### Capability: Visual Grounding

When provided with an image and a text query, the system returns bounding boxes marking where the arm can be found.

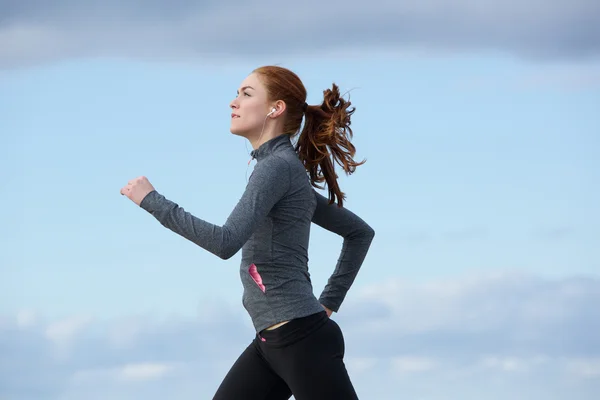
[311,190,375,313]
[139,158,291,260]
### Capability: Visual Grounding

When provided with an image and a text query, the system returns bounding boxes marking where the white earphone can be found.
[267,107,276,116]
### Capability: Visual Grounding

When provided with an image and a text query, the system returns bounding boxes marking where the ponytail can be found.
[295,84,365,207]
[251,66,365,206]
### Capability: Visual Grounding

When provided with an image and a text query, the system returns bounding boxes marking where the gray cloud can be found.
[1,272,600,399]
[338,273,600,357]
[1,0,599,69]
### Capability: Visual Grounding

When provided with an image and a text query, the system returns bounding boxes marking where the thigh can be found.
[213,338,293,400]
[280,319,359,400]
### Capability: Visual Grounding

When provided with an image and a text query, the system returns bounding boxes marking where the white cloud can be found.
[479,355,549,373]
[118,363,175,382]
[345,357,379,375]
[16,309,37,328]
[1,271,599,399]
[106,317,145,349]
[44,315,93,344]
[566,358,600,378]
[0,0,598,69]
[391,356,438,374]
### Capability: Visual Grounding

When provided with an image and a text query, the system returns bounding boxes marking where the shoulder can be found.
[250,155,292,184]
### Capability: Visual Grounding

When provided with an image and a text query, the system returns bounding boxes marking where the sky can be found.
[1,0,599,399]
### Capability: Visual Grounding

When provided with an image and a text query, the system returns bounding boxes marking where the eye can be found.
[243,91,251,97]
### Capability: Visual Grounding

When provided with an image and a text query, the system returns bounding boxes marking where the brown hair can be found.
[253,65,365,207]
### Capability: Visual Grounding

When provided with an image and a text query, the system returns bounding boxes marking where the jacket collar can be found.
[250,134,292,161]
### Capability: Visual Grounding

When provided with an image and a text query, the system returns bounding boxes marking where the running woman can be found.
[120,65,375,399]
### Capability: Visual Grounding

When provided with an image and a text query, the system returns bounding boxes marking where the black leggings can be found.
[213,311,359,399]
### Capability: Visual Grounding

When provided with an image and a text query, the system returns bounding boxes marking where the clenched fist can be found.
[120,176,155,206]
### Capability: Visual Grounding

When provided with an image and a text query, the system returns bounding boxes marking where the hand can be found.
[321,304,333,318]
[120,176,155,206]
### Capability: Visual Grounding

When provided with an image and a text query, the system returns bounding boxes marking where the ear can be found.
[269,100,287,118]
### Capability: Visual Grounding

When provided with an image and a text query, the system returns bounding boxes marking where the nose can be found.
[230,97,239,110]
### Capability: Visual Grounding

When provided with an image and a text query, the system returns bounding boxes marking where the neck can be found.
[250,125,282,150]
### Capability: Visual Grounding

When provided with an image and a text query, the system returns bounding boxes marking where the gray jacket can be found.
[140,133,375,333]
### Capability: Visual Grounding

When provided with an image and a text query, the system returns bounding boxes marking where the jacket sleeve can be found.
[139,158,291,260]
[311,190,375,312]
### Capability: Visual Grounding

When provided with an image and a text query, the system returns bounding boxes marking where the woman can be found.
[120,65,375,399]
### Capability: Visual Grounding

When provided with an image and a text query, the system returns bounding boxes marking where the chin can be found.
[229,126,249,138]
[230,121,257,140]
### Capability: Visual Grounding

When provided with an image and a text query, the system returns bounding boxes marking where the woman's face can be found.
[229,73,272,138]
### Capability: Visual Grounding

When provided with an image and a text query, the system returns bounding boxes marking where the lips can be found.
[231,113,240,119]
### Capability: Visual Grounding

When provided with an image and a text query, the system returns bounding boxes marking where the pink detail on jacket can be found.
[248,263,266,293]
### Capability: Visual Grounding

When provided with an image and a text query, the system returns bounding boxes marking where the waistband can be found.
[257,311,329,348]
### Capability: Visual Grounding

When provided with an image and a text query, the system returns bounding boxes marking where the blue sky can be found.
[1,1,599,399]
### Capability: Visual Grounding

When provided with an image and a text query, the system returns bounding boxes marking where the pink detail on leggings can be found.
[261,337,266,342]
[248,263,266,293]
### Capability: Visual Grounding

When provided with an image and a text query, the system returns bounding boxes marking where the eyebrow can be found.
[237,85,254,93]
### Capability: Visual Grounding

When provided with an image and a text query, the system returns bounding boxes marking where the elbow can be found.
[364,225,375,242]
[357,224,375,245]
[216,241,241,260]
[367,226,375,239]
[347,224,375,243]
[213,228,240,260]
[217,247,237,260]
[360,220,375,239]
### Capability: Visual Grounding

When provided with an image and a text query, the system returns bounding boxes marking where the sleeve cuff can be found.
[139,190,161,211]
